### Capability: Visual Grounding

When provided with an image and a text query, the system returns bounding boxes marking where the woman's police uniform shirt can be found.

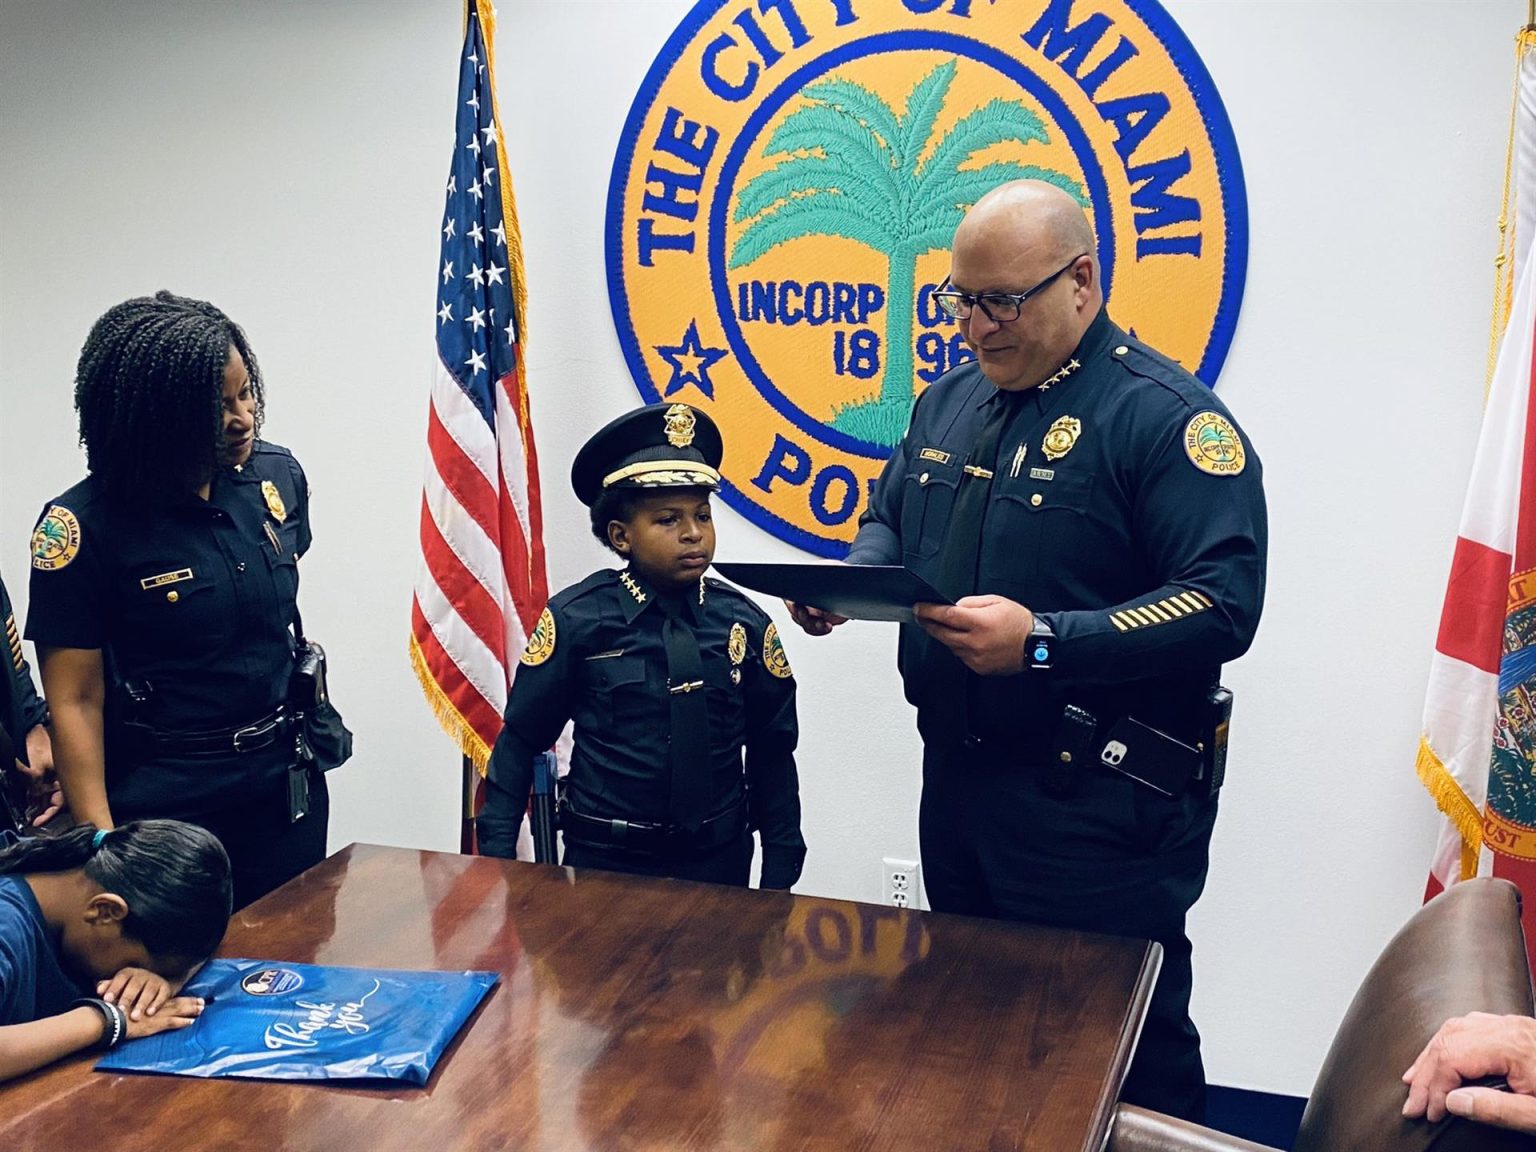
[847,308,1267,758]
[25,442,311,811]
[486,568,805,883]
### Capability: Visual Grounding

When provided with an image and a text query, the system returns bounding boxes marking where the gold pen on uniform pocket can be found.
[1009,443,1027,479]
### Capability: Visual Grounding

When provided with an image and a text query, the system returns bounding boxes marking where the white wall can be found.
[0,0,1515,1097]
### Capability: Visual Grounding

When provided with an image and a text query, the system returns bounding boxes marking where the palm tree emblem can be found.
[729,60,1083,448]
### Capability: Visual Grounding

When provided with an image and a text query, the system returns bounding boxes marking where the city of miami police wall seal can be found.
[608,0,1247,557]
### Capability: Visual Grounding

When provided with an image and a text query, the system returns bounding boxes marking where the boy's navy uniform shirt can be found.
[486,568,805,888]
[847,307,1267,754]
[0,874,85,1026]
[25,442,311,814]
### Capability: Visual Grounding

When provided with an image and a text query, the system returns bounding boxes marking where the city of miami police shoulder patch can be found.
[1182,411,1245,476]
[31,505,82,571]
[520,608,557,666]
[762,621,793,679]
[608,0,1247,557]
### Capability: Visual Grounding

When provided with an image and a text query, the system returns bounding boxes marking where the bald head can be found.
[954,180,1096,272]
[946,180,1101,392]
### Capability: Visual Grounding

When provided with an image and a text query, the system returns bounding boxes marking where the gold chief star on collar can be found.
[619,571,647,604]
[1039,357,1081,392]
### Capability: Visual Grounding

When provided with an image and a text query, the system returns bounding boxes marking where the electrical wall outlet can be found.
[882,857,920,909]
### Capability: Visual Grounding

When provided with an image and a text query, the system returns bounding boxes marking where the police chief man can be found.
[787,180,1267,1122]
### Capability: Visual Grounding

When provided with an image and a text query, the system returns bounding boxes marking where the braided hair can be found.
[74,291,264,500]
[0,820,231,967]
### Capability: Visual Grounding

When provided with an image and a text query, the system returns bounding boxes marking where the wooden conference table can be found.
[2,844,1160,1152]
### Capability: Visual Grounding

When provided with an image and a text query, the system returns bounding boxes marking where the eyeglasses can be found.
[932,254,1088,323]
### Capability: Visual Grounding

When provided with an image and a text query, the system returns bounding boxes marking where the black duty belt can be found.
[123,706,293,757]
[558,797,746,857]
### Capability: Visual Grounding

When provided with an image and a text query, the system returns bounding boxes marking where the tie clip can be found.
[669,679,705,695]
[962,465,993,479]
[1009,444,1027,479]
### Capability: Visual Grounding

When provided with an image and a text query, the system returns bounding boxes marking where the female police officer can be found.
[25,291,326,909]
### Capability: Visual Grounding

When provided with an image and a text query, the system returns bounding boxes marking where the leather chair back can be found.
[1294,877,1536,1152]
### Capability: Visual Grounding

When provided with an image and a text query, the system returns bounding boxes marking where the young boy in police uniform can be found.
[477,402,805,888]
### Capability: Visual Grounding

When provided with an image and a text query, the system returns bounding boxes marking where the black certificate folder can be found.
[712,562,952,623]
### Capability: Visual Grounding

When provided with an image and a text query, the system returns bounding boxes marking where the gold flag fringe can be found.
[1415,734,1485,882]
[410,633,492,774]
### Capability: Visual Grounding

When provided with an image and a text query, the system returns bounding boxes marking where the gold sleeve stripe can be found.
[1109,590,1213,632]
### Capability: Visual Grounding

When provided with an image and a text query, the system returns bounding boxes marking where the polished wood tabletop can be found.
[1,843,1159,1152]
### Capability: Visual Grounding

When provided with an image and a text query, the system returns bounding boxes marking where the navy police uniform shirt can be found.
[25,443,311,810]
[847,308,1267,757]
[1,571,48,757]
[0,874,85,1026]
[486,568,805,886]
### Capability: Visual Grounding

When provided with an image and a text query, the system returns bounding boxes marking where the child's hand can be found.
[123,996,205,1041]
[97,967,176,1021]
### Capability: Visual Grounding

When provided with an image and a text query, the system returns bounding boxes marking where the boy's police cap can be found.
[571,402,723,507]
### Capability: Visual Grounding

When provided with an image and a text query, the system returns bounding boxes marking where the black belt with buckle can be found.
[126,707,293,757]
[558,797,746,856]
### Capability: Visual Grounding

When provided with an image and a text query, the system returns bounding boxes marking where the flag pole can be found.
[461,755,477,853]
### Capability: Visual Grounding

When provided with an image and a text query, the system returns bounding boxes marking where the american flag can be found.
[411,0,547,829]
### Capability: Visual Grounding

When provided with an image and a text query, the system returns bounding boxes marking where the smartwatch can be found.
[1026,618,1055,671]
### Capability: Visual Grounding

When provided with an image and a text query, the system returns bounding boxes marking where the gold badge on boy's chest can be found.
[261,480,287,523]
[1042,416,1081,462]
[728,621,747,683]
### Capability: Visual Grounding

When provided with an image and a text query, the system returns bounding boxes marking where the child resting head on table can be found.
[0,819,231,1081]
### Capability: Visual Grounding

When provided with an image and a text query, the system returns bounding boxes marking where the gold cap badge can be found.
[1042,416,1081,462]
[261,480,288,523]
[664,404,697,448]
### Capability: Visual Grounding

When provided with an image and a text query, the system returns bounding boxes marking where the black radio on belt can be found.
[290,640,329,711]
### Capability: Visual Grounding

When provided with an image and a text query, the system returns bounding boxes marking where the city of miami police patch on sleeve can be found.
[1183,411,1246,476]
[762,621,793,679]
[30,505,81,571]
[606,0,1248,558]
[520,607,557,666]
[95,958,497,1083]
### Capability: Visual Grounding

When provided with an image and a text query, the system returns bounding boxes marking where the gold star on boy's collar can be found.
[1039,358,1081,392]
[619,571,647,604]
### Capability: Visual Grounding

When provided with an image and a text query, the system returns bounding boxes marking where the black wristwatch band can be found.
[71,997,127,1050]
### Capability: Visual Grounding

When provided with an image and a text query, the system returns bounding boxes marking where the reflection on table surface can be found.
[0,843,1158,1152]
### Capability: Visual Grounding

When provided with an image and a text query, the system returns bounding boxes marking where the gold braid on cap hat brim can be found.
[602,460,722,490]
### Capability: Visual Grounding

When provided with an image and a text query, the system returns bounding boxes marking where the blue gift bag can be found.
[96,958,498,1083]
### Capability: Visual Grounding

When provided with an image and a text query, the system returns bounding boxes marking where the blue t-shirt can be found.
[0,874,85,1026]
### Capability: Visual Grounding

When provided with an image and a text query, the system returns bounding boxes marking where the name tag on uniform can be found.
[917,448,952,464]
[584,649,626,661]
[140,568,194,590]
[1029,468,1055,481]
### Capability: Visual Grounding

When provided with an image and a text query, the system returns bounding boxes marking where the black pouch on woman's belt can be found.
[290,609,353,773]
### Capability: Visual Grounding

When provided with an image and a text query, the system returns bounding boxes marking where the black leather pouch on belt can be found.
[1046,705,1099,797]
